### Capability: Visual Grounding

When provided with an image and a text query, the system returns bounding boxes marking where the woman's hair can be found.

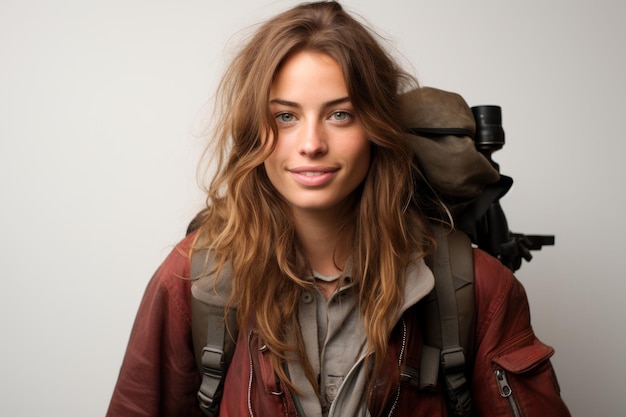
[193,0,436,396]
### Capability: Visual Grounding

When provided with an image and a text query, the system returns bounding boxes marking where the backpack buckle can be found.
[441,347,466,372]
[201,346,225,378]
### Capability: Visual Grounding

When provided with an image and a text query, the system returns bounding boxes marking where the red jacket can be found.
[107,233,570,416]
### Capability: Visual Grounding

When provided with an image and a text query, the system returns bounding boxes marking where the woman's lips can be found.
[289,166,338,187]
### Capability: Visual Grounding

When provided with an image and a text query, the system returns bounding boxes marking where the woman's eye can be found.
[276,113,295,123]
[331,111,351,122]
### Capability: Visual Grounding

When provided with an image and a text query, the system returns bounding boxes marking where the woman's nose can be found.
[298,121,328,157]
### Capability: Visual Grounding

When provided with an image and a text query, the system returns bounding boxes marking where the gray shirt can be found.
[287,258,435,417]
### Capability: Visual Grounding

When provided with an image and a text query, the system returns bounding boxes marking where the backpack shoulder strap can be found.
[190,249,238,417]
[421,225,475,417]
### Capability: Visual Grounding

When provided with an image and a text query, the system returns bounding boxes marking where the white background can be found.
[1,0,624,415]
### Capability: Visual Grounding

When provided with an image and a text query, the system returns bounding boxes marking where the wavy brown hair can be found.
[193,0,436,398]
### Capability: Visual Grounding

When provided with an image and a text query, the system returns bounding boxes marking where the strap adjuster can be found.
[201,346,225,378]
[441,347,466,372]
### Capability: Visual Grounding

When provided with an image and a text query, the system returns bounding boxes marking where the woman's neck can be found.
[292,208,352,277]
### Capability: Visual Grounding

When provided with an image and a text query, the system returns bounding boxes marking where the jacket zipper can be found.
[386,318,407,417]
[247,331,255,417]
[494,369,522,417]
[247,331,292,417]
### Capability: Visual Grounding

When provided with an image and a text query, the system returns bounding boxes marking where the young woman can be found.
[107,2,570,416]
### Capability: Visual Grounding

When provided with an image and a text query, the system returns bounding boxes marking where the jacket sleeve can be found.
[106,235,203,417]
[470,249,571,417]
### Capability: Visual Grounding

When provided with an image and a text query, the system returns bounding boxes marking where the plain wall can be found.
[1,0,624,415]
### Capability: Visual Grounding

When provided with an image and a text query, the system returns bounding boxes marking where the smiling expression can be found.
[264,51,371,217]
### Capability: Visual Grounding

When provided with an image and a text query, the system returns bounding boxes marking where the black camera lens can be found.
[472,105,505,151]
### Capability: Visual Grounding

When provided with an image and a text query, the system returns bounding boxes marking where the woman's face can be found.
[264,51,371,217]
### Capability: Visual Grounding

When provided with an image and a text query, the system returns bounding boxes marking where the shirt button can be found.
[301,291,313,304]
[325,384,338,401]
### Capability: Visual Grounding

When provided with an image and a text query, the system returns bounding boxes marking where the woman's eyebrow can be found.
[269,96,352,109]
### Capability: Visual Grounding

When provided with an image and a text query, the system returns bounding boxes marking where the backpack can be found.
[188,87,553,417]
